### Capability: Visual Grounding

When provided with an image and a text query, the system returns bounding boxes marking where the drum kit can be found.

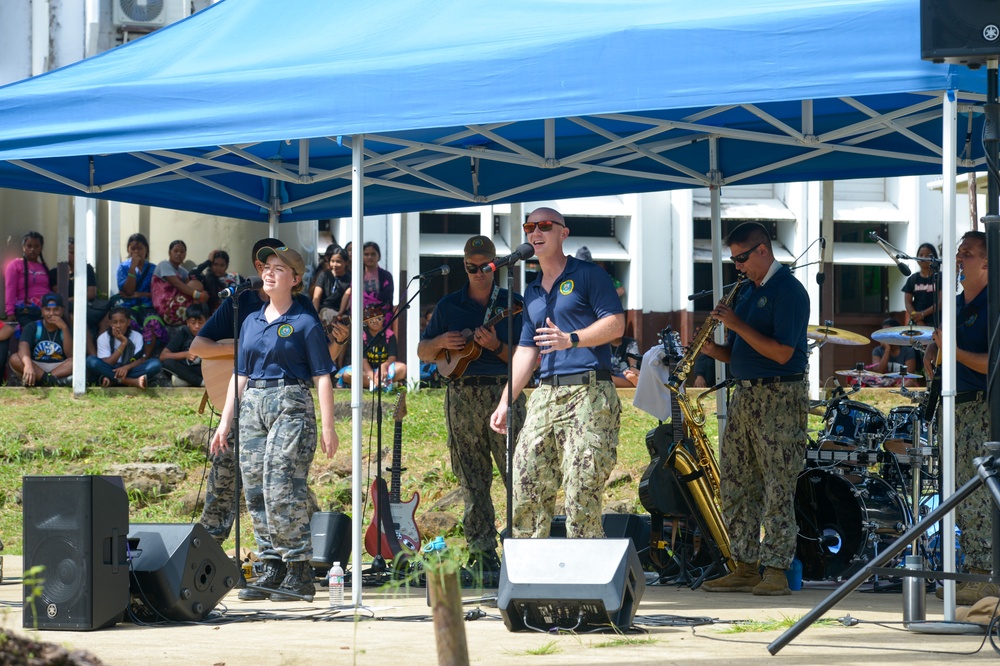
[796,321,939,582]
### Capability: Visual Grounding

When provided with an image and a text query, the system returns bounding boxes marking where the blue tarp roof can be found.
[0,0,987,221]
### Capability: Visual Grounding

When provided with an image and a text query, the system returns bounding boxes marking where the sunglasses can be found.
[730,243,763,264]
[465,263,490,274]
[522,220,564,234]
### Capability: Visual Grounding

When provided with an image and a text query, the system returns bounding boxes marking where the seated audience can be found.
[870,317,919,387]
[86,306,162,388]
[609,334,640,387]
[160,303,210,387]
[152,239,208,327]
[5,231,51,330]
[9,293,73,387]
[313,246,350,314]
[336,304,406,390]
[115,233,169,352]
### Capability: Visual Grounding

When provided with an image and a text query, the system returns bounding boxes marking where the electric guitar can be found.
[434,304,523,379]
[364,392,421,558]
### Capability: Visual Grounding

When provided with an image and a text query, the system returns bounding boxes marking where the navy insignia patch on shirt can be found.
[756,296,768,308]
[277,323,294,338]
[964,313,977,327]
[559,280,575,295]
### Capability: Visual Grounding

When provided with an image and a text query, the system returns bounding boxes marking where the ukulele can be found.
[364,392,421,558]
[434,304,523,379]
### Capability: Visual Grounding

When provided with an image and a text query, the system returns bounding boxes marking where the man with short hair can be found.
[10,292,73,386]
[490,207,625,539]
[419,235,525,578]
[700,221,809,596]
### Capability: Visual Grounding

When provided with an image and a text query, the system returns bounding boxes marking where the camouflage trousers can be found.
[239,385,317,562]
[198,429,239,546]
[511,378,620,539]
[722,381,808,569]
[955,398,992,571]
[445,380,526,552]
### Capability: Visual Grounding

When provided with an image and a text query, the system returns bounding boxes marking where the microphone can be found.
[483,243,535,274]
[869,231,911,277]
[218,276,263,299]
[416,265,450,280]
[816,237,826,285]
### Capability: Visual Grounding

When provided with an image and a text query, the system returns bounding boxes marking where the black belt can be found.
[539,370,612,387]
[250,378,307,389]
[736,374,804,388]
[448,376,504,387]
[956,390,986,405]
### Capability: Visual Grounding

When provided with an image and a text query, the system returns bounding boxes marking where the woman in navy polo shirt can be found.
[210,246,338,603]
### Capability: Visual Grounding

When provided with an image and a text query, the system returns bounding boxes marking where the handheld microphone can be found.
[218,276,263,299]
[483,243,535,274]
[416,265,450,280]
[868,231,911,277]
[816,237,826,285]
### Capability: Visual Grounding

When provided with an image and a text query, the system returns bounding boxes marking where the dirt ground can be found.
[1,555,998,665]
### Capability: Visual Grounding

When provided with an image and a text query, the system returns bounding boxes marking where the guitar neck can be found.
[390,420,403,503]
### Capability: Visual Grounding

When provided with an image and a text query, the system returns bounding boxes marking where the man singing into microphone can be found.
[490,208,624,539]
[418,235,525,580]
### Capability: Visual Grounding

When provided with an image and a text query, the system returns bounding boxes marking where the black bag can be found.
[14,304,42,330]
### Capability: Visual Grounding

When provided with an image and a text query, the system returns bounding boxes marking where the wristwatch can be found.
[569,332,580,349]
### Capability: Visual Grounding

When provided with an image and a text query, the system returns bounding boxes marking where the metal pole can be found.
[351,135,365,607]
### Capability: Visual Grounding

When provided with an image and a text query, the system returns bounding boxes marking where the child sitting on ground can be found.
[9,292,74,387]
[160,303,209,387]
[85,306,163,388]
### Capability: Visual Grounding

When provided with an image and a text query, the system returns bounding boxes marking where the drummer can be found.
[869,317,919,387]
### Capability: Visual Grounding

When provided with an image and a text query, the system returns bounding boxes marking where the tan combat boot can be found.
[955,568,999,606]
[752,566,791,596]
[934,580,968,600]
[702,561,760,593]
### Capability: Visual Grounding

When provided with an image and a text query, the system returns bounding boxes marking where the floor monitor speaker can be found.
[127,523,239,622]
[921,0,1000,66]
[497,538,645,632]
[22,475,129,630]
[309,511,352,573]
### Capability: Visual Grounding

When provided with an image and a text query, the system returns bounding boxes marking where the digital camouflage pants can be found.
[239,385,317,562]
[199,432,239,546]
[721,381,808,570]
[955,397,992,571]
[511,378,620,539]
[445,381,526,552]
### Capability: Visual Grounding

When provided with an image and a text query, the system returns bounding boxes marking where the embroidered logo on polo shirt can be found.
[277,324,294,338]
[559,280,574,295]
[964,313,977,327]
[757,296,768,308]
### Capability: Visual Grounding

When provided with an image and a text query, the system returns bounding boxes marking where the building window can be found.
[420,212,480,235]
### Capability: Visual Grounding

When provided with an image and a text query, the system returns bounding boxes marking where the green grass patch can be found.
[589,635,659,648]
[720,615,839,633]
[516,640,561,656]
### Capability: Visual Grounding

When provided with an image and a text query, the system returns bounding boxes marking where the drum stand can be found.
[771,441,1000,654]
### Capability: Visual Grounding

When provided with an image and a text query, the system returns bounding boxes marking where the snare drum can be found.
[883,406,928,456]
[818,400,886,452]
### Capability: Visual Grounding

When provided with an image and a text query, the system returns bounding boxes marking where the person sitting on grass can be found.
[335,303,406,391]
[86,306,162,388]
[9,292,73,387]
[160,303,209,387]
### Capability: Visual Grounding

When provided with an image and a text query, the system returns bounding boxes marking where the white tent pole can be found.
[71,198,93,395]
[941,89,958,619]
[350,135,365,607]
[709,137,728,443]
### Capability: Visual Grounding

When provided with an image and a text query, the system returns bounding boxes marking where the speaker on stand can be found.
[920,0,1000,67]
[22,475,130,630]
[497,538,645,632]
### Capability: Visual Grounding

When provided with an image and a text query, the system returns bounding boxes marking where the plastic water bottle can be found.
[785,557,803,591]
[422,537,446,606]
[328,561,345,607]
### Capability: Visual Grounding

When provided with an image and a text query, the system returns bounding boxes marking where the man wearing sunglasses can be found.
[699,221,809,597]
[418,235,526,580]
[490,207,624,540]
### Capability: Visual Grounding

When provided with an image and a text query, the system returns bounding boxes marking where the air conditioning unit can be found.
[113,0,188,30]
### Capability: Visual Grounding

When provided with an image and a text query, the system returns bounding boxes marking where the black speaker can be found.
[309,511,352,573]
[921,0,1000,66]
[22,475,130,630]
[127,523,239,622]
[548,513,651,563]
[497,538,645,632]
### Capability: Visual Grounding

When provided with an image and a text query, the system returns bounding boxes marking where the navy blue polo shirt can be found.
[956,288,988,392]
[198,290,316,342]
[519,256,623,378]
[423,285,523,376]
[728,264,809,379]
[237,299,335,381]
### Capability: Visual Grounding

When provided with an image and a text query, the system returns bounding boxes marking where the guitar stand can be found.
[770,442,1000,654]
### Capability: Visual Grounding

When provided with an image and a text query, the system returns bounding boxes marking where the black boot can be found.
[270,561,316,602]
[238,559,286,601]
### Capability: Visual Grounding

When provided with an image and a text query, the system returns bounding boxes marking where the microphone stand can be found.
[361,278,429,577]
[503,261,524,541]
[228,293,244,583]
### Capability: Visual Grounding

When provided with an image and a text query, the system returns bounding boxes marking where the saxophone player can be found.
[700,222,810,596]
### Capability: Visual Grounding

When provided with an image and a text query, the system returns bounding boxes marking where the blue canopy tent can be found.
[0,0,987,613]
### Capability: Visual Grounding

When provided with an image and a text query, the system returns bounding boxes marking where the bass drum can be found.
[794,469,911,581]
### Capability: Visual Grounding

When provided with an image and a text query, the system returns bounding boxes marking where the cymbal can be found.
[871,325,934,345]
[807,325,869,346]
[836,368,883,380]
[883,372,922,380]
